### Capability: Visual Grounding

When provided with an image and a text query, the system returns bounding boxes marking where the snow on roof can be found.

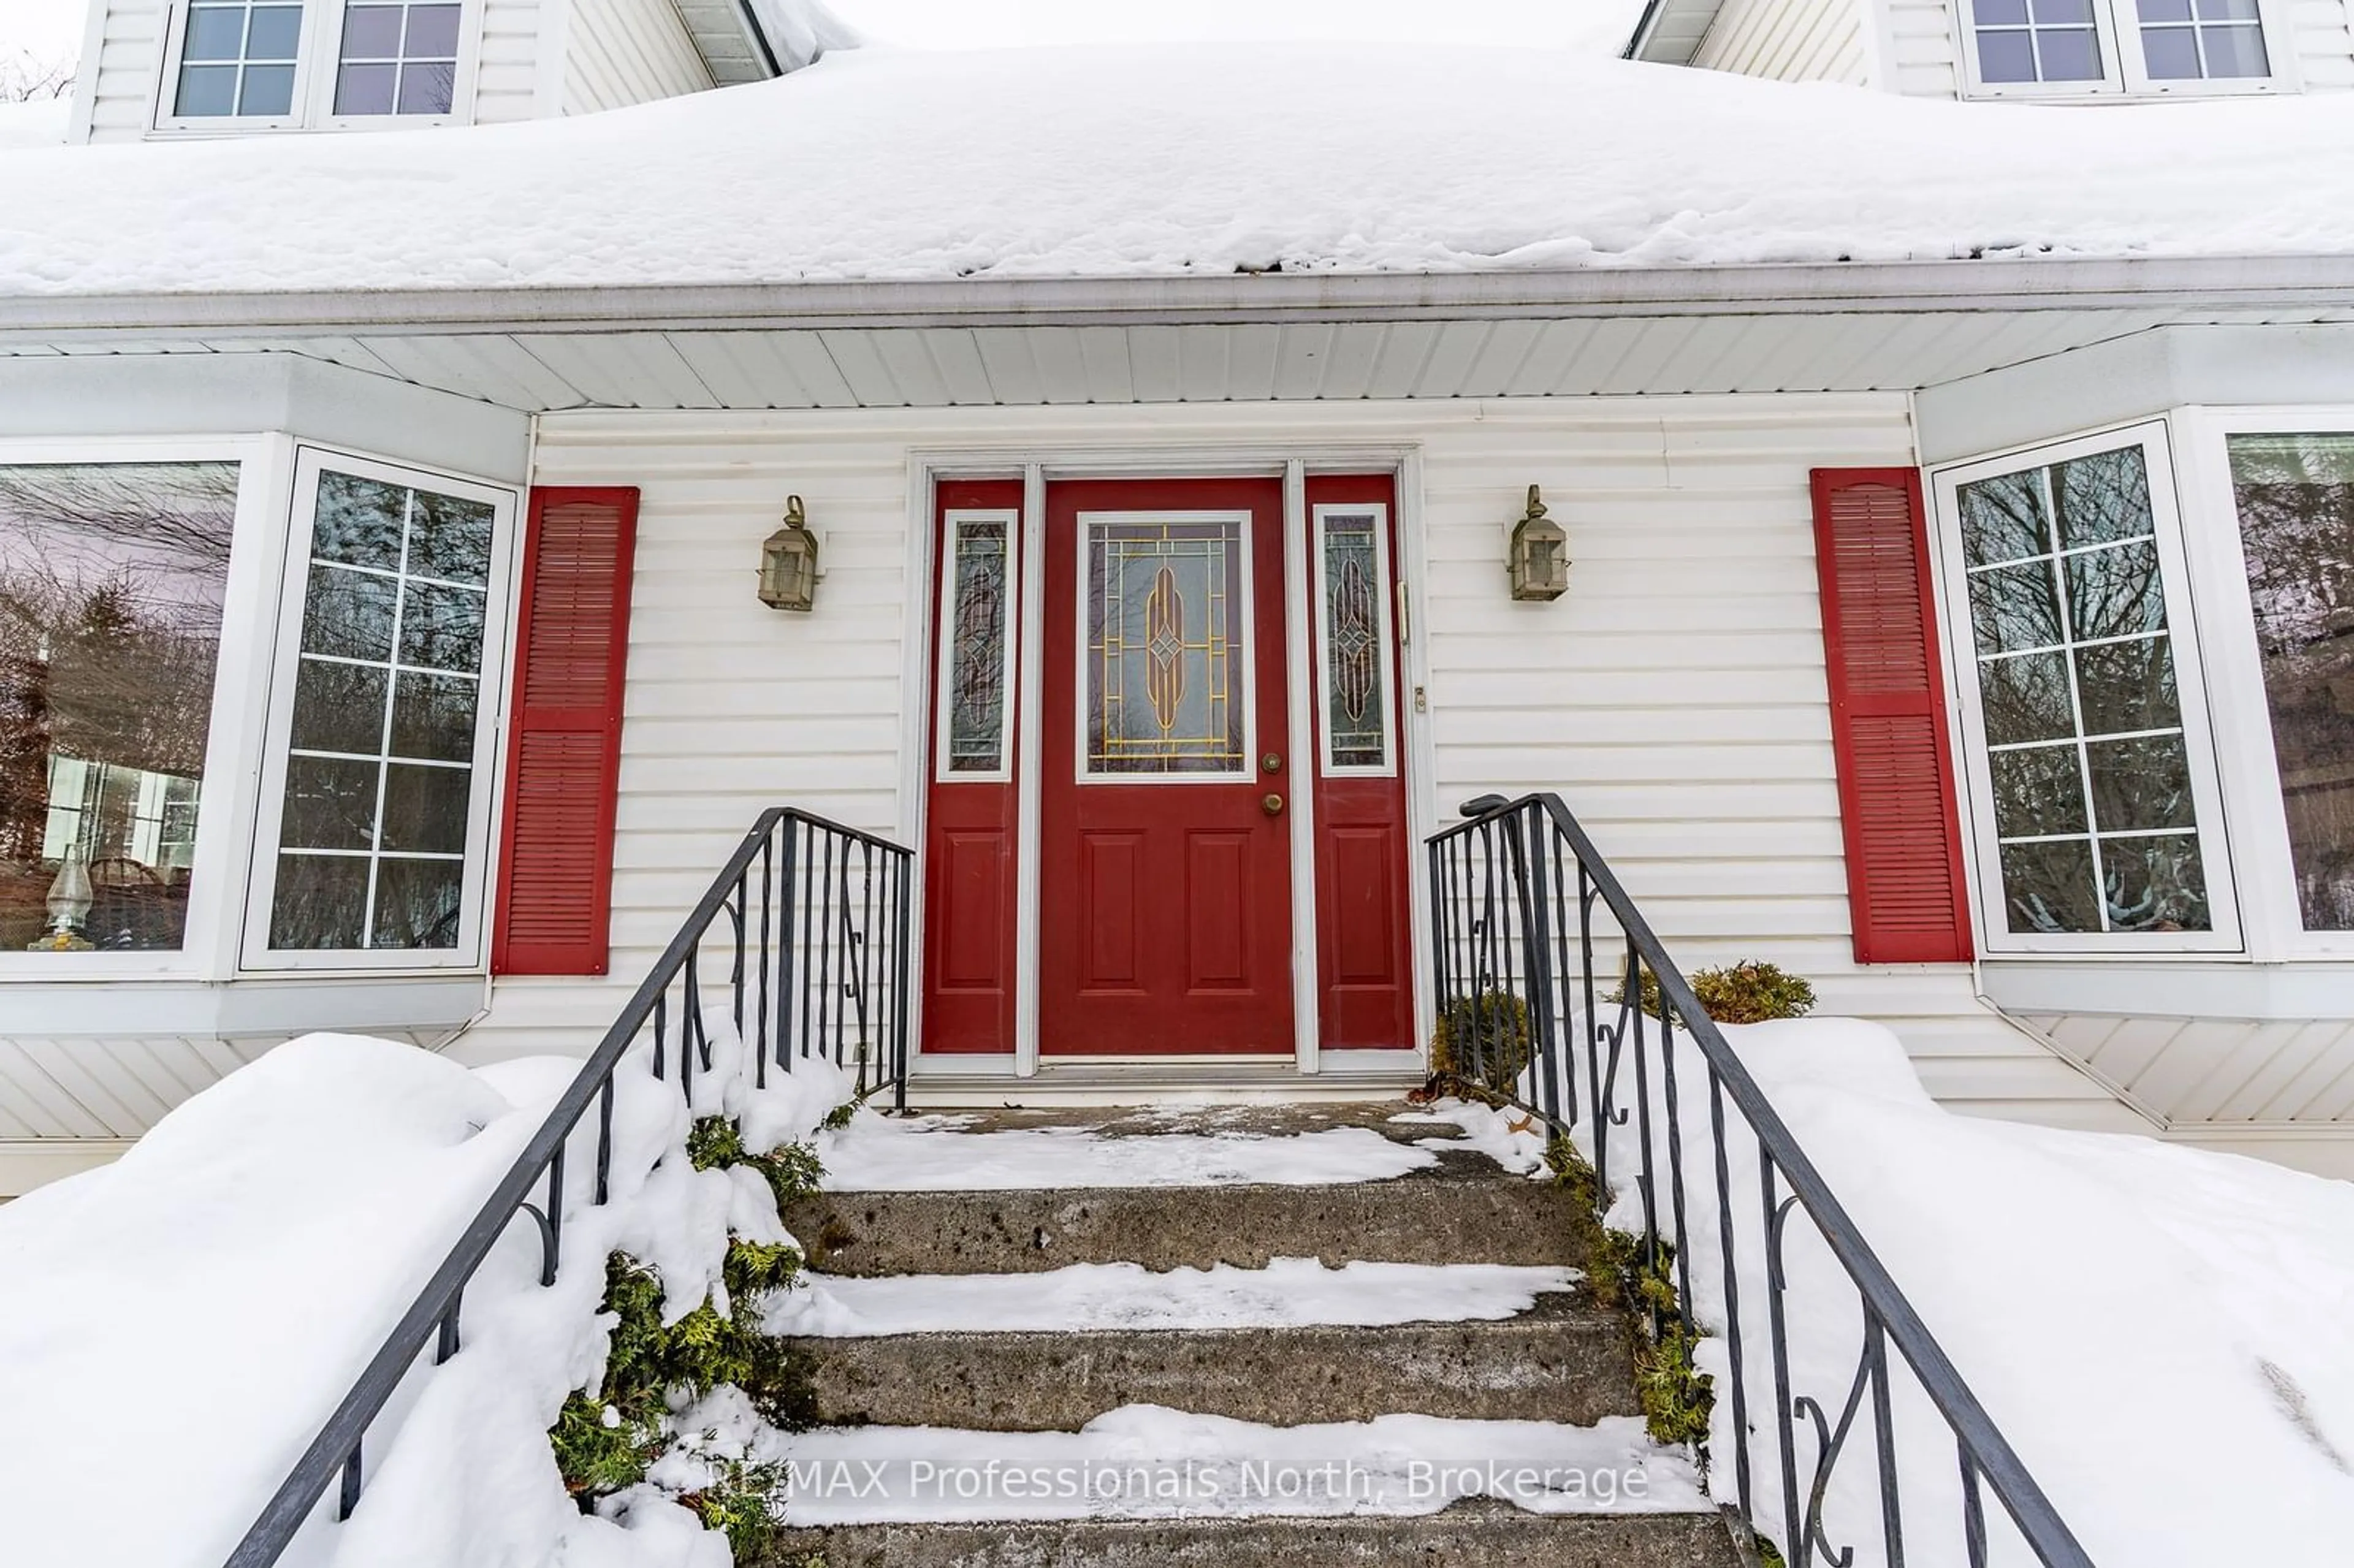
[0,44,2348,301]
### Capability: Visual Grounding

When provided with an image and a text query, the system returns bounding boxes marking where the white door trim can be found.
[905,447,1431,1078]
[1284,460,1323,1073]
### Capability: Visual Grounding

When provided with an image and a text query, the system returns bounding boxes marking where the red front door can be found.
[1038,479,1295,1055]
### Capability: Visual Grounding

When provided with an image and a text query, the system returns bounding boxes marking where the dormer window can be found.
[157,0,473,131]
[1961,0,2289,93]
[173,0,303,118]
[2134,0,2270,80]
[332,4,460,117]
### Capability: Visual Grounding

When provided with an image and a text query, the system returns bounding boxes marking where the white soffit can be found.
[2,310,2299,412]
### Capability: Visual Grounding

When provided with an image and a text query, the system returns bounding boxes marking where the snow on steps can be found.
[731,1103,1740,1567]
[785,1106,1582,1276]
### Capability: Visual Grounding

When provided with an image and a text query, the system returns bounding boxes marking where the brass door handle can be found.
[1262,793,1286,816]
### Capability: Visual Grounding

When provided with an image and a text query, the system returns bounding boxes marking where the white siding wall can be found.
[562,0,714,115]
[1880,0,1966,95]
[474,0,557,124]
[75,0,170,143]
[2288,0,2354,88]
[1693,0,1870,84]
[467,395,2142,1134]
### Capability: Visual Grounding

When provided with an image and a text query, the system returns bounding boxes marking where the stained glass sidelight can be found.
[1956,443,2209,935]
[1084,517,1247,776]
[2228,433,2354,931]
[271,469,495,951]
[1319,509,1390,771]
[944,518,1011,774]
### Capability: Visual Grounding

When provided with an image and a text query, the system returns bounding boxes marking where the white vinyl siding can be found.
[468,0,548,123]
[1693,0,1871,83]
[464,395,2141,1133]
[560,0,712,115]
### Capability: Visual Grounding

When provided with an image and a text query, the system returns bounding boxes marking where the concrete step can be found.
[783,1296,1637,1430]
[753,1504,1743,1567]
[783,1166,1586,1277]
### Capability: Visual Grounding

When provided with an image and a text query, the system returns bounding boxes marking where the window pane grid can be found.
[2136,0,2269,78]
[175,0,301,118]
[1977,628,2166,661]
[273,470,493,953]
[307,555,489,596]
[1959,446,2211,936]
[334,2,461,117]
[1973,0,2107,84]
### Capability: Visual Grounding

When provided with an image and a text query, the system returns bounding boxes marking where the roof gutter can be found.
[4,255,2353,342]
[1621,0,1667,59]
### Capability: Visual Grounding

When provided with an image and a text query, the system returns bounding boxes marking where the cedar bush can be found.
[1430,989,1533,1096]
[550,1113,829,1558]
[1618,960,1817,1026]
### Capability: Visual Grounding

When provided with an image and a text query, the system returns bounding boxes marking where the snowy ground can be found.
[0,1029,850,1568]
[1,45,2352,297]
[1579,1016,2354,1568]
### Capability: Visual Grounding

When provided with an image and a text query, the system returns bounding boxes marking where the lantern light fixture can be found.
[1507,484,1571,602]
[758,495,821,612]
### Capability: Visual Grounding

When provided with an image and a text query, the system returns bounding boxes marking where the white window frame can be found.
[1309,501,1400,779]
[150,0,480,135]
[240,445,519,973]
[1952,0,2296,100]
[1928,420,2243,955]
[933,508,1022,783]
[0,433,286,983]
[2175,405,2354,960]
[313,0,481,131]
[153,0,327,132]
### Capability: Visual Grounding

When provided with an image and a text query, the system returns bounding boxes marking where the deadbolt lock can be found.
[1263,752,1282,773]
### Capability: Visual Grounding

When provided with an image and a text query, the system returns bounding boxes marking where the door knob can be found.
[1262,793,1286,816]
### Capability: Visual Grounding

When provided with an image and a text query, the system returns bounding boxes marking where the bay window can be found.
[1934,425,2238,951]
[2224,432,2354,934]
[0,462,237,955]
[245,451,514,969]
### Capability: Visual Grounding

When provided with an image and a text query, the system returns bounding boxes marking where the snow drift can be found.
[0,1030,851,1568]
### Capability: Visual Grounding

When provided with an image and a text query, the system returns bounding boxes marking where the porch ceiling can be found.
[0,306,2340,412]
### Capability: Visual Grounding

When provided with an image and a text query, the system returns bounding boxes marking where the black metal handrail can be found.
[226,807,914,1568]
[1430,793,2093,1568]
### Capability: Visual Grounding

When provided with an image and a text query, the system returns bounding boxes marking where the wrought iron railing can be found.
[226,807,913,1568]
[1430,793,2093,1568]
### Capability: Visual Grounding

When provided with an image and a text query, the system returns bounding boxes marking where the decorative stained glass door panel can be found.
[1040,481,1295,1055]
[1083,517,1250,777]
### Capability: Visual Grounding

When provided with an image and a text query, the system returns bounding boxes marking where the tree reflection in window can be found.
[0,463,237,952]
[1957,444,2209,934]
[2229,433,2354,931]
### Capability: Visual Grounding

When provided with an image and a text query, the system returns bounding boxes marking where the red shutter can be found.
[1810,469,1974,964]
[492,487,639,976]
